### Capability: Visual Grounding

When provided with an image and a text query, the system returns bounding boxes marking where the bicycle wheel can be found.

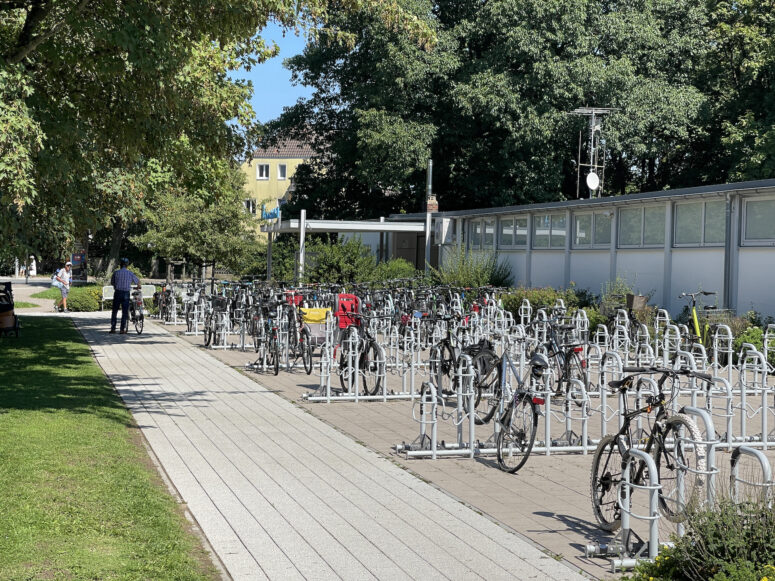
[361,340,384,396]
[653,414,706,522]
[561,351,588,406]
[430,342,456,396]
[186,307,193,333]
[203,314,213,347]
[338,349,352,392]
[496,395,538,473]
[135,313,144,334]
[269,336,280,375]
[590,434,627,532]
[301,329,313,375]
[465,350,500,424]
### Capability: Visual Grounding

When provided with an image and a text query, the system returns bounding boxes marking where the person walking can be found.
[54,261,72,312]
[110,258,140,334]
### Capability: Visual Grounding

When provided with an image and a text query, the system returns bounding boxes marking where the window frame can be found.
[673,199,726,248]
[532,213,566,249]
[243,199,256,215]
[498,216,515,248]
[469,220,483,250]
[573,211,613,249]
[617,205,665,248]
[278,163,287,180]
[256,163,270,180]
[741,196,775,246]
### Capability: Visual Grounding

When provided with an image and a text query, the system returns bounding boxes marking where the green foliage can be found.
[629,500,775,581]
[373,258,419,281]
[304,238,378,284]
[501,287,579,314]
[31,285,103,312]
[599,276,636,318]
[431,247,512,288]
[0,317,217,579]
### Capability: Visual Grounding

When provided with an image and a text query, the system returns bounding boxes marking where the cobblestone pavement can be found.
[66,313,585,581]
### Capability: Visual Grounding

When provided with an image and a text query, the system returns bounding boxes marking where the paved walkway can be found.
[71,313,584,581]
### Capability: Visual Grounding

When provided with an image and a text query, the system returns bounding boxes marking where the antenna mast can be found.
[570,107,616,198]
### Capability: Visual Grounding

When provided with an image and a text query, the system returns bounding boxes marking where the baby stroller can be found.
[0,282,20,337]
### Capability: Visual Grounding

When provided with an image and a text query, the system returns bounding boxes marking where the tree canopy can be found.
[0,0,432,262]
[273,0,775,219]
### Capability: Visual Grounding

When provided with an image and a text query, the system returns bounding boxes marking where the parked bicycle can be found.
[129,287,144,334]
[590,366,707,531]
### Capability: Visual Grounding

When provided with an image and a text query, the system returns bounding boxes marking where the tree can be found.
[0,0,433,259]
[274,0,712,216]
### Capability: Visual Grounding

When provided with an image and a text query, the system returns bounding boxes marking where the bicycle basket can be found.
[213,296,228,311]
[626,293,648,310]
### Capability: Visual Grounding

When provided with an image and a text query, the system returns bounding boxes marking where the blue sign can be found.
[261,204,280,220]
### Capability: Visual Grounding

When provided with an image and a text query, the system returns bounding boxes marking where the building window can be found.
[618,206,665,247]
[278,164,287,180]
[256,164,269,180]
[515,217,528,246]
[744,198,775,243]
[470,221,482,249]
[498,216,528,248]
[499,218,514,247]
[674,200,725,246]
[576,212,612,247]
[243,199,256,215]
[533,213,566,249]
[483,219,495,248]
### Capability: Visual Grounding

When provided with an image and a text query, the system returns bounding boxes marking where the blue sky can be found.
[230,22,315,124]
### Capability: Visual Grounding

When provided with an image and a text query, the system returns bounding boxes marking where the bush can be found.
[630,499,775,581]
[501,286,579,316]
[305,238,378,284]
[30,285,102,312]
[431,247,512,287]
[371,258,419,282]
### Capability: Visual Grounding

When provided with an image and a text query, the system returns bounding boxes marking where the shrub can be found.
[431,247,512,287]
[583,305,607,330]
[630,499,775,581]
[501,286,579,317]
[371,258,419,282]
[30,285,102,312]
[305,238,377,284]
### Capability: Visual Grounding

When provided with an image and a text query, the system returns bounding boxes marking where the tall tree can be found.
[275,0,711,215]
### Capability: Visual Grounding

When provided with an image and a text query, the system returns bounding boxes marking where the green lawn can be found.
[13,301,39,308]
[0,317,218,580]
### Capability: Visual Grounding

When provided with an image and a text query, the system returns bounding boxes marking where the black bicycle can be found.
[129,287,144,334]
[590,367,707,531]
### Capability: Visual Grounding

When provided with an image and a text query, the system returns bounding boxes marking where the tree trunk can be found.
[105,222,124,276]
[150,256,159,278]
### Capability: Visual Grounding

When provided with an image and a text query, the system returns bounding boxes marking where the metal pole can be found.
[298,209,306,283]
[424,211,432,274]
[267,232,273,281]
[379,217,385,264]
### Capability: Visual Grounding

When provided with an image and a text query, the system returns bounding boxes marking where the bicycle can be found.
[590,366,707,531]
[336,312,385,395]
[128,286,144,334]
[495,349,551,473]
[679,289,717,346]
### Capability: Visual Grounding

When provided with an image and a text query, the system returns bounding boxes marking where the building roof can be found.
[252,139,314,159]
[388,178,775,221]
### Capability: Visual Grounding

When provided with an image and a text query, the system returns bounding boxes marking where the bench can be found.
[100,285,114,310]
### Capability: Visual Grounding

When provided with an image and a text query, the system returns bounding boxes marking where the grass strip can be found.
[0,317,217,580]
[12,301,39,309]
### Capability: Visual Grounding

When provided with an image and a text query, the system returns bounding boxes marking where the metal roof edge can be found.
[387,179,775,220]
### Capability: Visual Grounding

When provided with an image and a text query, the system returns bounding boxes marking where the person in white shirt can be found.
[54,262,72,313]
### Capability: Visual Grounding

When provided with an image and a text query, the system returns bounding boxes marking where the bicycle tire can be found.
[361,340,383,396]
[465,349,499,424]
[496,395,538,473]
[301,329,313,375]
[135,313,144,335]
[653,414,706,522]
[431,342,456,396]
[204,314,213,347]
[590,434,628,531]
[562,351,588,406]
[186,308,193,333]
[270,336,280,375]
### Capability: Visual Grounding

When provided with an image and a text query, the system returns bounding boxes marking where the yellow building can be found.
[240,140,314,227]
